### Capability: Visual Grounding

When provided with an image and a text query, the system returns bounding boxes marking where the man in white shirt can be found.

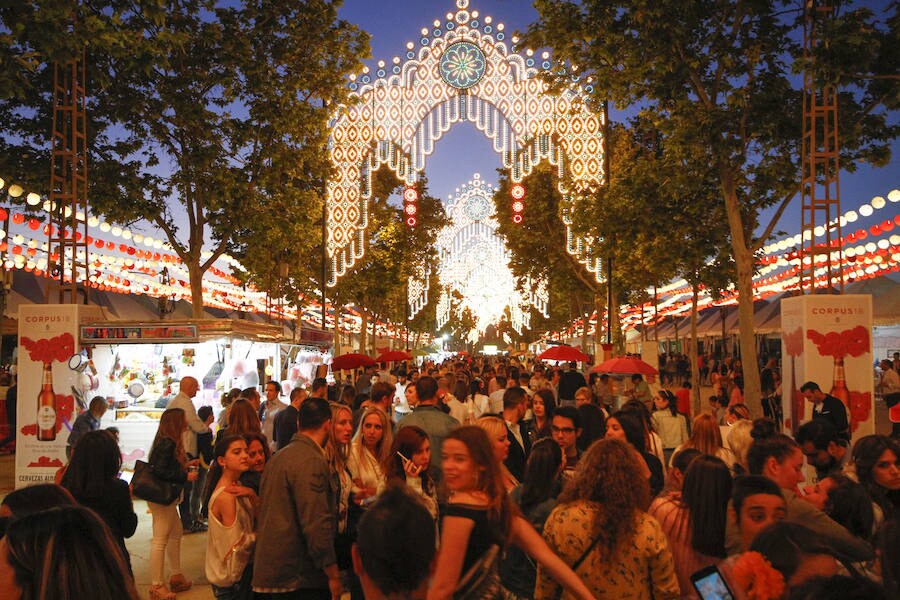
[260,380,288,452]
[488,375,507,415]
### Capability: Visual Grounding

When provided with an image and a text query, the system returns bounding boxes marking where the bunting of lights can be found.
[436,289,451,330]
[0,176,428,343]
[436,173,542,335]
[326,0,606,287]
[408,266,430,318]
[543,188,900,339]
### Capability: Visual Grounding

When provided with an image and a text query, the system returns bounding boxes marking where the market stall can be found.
[79,319,290,467]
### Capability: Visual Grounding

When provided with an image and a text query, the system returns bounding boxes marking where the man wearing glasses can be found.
[551,406,582,477]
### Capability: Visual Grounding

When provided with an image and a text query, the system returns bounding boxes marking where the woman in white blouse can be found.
[348,405,393,503]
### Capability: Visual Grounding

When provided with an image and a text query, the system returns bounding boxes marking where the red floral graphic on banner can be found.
[28,456,64,468]
[850,391,871,433]
[806,326,870,358]
[18,394,76,435]
[21,332,75,364]
[783,327,804,357]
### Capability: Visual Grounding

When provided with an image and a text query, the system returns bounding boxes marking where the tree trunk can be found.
[188,261,205,319]
[333,309,341,357]
[721,170,762,415]
[689,282,701,417]
[359,309,368,353]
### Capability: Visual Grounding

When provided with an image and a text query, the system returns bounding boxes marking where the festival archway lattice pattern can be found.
[326,0,606,286]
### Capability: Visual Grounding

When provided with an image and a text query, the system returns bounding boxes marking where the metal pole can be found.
[321,196,327,331]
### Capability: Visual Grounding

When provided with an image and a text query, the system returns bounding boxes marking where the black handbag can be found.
[454,544,502,600]
[131,459,181,505]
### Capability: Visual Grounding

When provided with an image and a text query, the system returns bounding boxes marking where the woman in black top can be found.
[147,408,198,600]
[428,426,595,600]
[61,430,137,573]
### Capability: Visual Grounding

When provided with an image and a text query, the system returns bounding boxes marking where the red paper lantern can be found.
[27,218,40,230]
[871,224,882,236]
[105,241,114,250]
[95,239,104,248]
[12,213,24,225]
[0,208,7,221]
[883,219,894,232]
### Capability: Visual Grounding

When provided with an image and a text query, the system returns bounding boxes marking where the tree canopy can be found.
[522,0,898,409]
[0,0,369,317]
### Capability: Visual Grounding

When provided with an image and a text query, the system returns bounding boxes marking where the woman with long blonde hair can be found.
[671,413,735,469]
[348,405,392,505]
[477,415,519,492]
[147,408,198,600]
[428,426,595,600]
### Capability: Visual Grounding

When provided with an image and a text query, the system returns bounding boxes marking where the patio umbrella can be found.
[537,345,590,363]
[378,349,413,362]
[331,352,376,371]
[591,356,659,376]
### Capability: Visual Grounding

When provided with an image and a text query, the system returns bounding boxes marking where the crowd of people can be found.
[0,355,899,600]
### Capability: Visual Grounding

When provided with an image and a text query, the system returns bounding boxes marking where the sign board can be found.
[15,304,105,488]
[81,323,199,344]
[780,294,874,441]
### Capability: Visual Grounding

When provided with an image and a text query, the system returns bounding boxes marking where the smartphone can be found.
[396,451,411,463]
[690,565,735,600]
[119,470,134,485]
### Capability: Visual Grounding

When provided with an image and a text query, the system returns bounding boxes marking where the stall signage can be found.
[81,324,199,344]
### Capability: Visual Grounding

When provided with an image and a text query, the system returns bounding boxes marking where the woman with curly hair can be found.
[239,432,270,495]
[428,426,594,600]
[850,434,900,524]
[536,438,679,599]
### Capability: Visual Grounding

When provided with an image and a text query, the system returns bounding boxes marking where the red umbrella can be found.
[591,356,658,376]
[378,349,413,362]
[537,345,590,363]
[331,352,376,371]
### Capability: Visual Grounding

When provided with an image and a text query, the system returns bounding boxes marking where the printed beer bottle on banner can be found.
[830,357,851,412]
[37,363,56,441]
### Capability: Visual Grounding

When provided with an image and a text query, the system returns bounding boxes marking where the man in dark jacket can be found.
[252,397,341,599]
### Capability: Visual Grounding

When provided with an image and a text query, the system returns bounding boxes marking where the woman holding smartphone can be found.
[384,425,438,520]
[428,426,595,600]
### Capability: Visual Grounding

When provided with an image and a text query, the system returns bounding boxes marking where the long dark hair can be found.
[682,455,732,557]
[61,430,122,499]
[852,435,900,520]
[518,438,563,510]
[384,425,434,496]
[609,410,647,454]
[4,505,140,599]
[202,435,247,515]
[152,408,187,467]
[655,389,679,417]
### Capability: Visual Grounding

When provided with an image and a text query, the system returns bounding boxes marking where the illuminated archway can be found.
[326,0,606,286]
[433,173,547,338]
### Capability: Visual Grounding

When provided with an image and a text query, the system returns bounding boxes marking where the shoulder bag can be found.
[454,544,502,600]
[131,459,181,505]
[552,533,603,600]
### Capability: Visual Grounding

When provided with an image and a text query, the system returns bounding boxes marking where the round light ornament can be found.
[439,41,486,89]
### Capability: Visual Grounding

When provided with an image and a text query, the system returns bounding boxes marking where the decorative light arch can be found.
[326,0,606,286]
[434,173,548,338]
